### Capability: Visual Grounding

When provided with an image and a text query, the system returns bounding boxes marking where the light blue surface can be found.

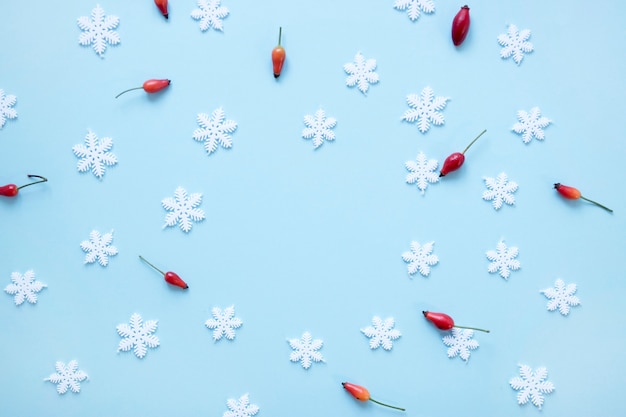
[1,1,625,415]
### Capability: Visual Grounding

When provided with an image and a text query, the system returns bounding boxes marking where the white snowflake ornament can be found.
[498,24,533,65]
[223,394,259,417]
[73,130,118,179]
[512,107,552,144]
[193,107,238,155]
[117,313,160,359]
[442,328,479,362]
[302,108,337,149]
[482,172,518,210]
[77,4,120,58]
[191,0,229,32]
[344,52,379,95]
[205,305,243,341]
[402,87,450,133]
[402,240,439,277]
[509,364,555,409]
[394,0,435,22]
[44,360,88,394]
[80,229,118,267]
[162,187,205,232]
[486,240,520,280]
[405,151,439,194]
[288,331,325,369]
[4,270,46,306]
[0,89,17,129]
[541,278,580,316]
[361,316,401,351]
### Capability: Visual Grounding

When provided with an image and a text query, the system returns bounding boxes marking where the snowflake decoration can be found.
[193,107,238,156]
[162,186,205,232]
[541,278,580,316]
[497,24,533,65]
[486,240,521,280]
[512,107,552,144]
[80,229,118,267]
[77,4,120,58]
[482,172,518,210]
[302,108,337,149]
[361,316,401,351]
[288,331,325,369]
[343,52,379,95]
[393,0,435,22]
[0,89,17,129]
[223,394,259,417]
[405,151,439,194]
[509,364,555,409]
[442,328,479,362]
[402,240,439,277]
[117,313,160,359]
[73,130,118,179]
[4,270,46,306]
[402,86,450,133]
[191,0,229,32]
[205,305,243,341]
[44,360,88,394]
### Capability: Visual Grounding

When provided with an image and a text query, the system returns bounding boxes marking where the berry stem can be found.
[454,324,490,333]
[462,129,487,154]
[115,87,143,99]
[579,196,613,213]
[277,26,282,46]
[17,175,48,190]
[138,255,165,276]
[369,398,406,411]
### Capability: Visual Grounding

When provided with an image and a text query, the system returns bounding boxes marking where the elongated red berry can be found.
[440,129,486,177]
[115,79,171,98]
[554,183,613,213]
[452,5,471,46]
[272,27,286,78]
[0,175,48,197]
[423,311,489,333]
[342,382,405,411]
[154,0,168,19]
[139,255,189,289]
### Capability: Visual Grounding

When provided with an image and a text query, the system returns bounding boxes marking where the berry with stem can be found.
[423,311,489,333]
[115,79,171,99]
[272,27,286,79]
[139,255,188,289]
[554,183,613,213]
[342,382,405,411]
[440,129,487,177]
[0,175,48,197]
[154,0,168,19]
[451,5,471,46]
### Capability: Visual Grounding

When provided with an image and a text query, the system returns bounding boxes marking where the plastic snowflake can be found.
[442,328,479,362]
[512,107,551,144]
[4,270,46,306]
[193,107,238,155]
[497,24,533,65]
[73,130,118,179]
[44,360,88,394]
[405,151,439,195]
[361,316,401,351]
[402,86,450,133]
[486,240,520,280]
[191,0,229,32]
[482,172,518,210]
[541,278,580,316]
[80,229,118,267]
[117,313,160,359]
[162,186,205,232]
[402,240,439,277]
[393,0,435,22]
[509,364,555,409]
[205,305,243,341]
[343,52,379,95]
[223,394,259,417]
[288,332,325,369]
[77,4,120,58]
[302,108,337,149]
[0,89,17,129]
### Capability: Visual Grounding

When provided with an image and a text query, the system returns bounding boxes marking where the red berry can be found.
[0,175,47,197]
[139,256,189,289]
[554,183,612,212]
[154,0,168,19]
[115,79,171,98]
[342,382,405,411]
[440,129,486,177]
[272,27,286,78]
[423,310,490,333]
[452,5,471,46]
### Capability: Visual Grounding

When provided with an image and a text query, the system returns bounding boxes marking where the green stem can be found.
[580,196,613,213]
[278,27,282,46]
[115,87,143,99]
[462,129,487,154]
[454,325,490,333]
[369,398,405,411]
[139,256,165,276]
[17,175,48,190]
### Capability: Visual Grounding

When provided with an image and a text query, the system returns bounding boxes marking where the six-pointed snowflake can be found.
[541,278,580,316]
[77,4,120,58]
[402,87,450,133]
[0,89,17,129]
[44,360,88,394]
[509,364,555,409]
[344,52,379,95]
[498,24,533,65]
[162,186,205,232]
[302,108,337,149]
[80,229,118,267]
[223,394,259,417]
[205,305,243,341]
[288,331,325,369]
[4,270,46,306]
[442,328,479,362]
[361,316,401,351]
[405,151,439,194]
[393,0,435,22]
[191,0,229,32]
[512,107,552,144]
[482,172,518,210]
[117,313,160,359]
[193,107,238,155]
[73,130,118,179]
[486,240,521,280]
[402,240,439,277]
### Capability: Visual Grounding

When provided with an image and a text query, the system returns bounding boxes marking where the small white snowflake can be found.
[162,186,205,232]
[191,0,229,32]
[541,278,580,316]
[77,4,120,58]
[80,229,118,267]
[509,364,555,409]
[512,107,551,144]
[442,328,479,362]
[193,107,238,155]
[73,130,118,179]
[205,305,243,341]
[486,240,520,280]
[44,360,88,394]
[4,270,46,306]
[302,108,337,149]
[343,52,379,95]
[361,316,401,351]
[393,0,435,22]
[288,331,325,369]
[117,313,160,359]
[482,172,518,210]
[0,89,17,129]
[402,240,439,277]
[498,24,533,65]
[223,394,259,417]
[405,151,439,195]
[402,86,450,133]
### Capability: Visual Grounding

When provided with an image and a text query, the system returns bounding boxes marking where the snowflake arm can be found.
[302,108,337,149]
[193,107,238,155]
[541,279,580,315]
[512,107,552,144]
[0,89,17,128]
[4,270,46,305]
[288,332,325,369]
[77,5,120,58]
[73,130,118,179]
[344,52,379,95]
[191,0,229,32]
[361,316,401,350]
[401,240,439,277]
[486,240,520,279]
[405,151,439,194]
[205,305,243,341]
[509,364,555,409]
[44,360,88,394]
[162,187,205,232]
[498,24,533,65]
[117,313,160,359]
[402,87,450,133]
[442,328,479,362]
[223,394,259,417]
[482,172,518,210]
[394,0,435,22]
[80,230,118,267]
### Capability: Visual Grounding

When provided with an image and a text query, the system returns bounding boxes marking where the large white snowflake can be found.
[302,108,337,149]
[44,360,88,394]
[361,316,401,351]
[0,89,17,129]
[482,172,518,210]
[162,186,205,232]
[402,86,450,133]
[541,278,580,316]
[498,24,533,65]
[205,305,243,341]
[402,240,439,277]
[117,313,160,359]
[442,328,479,362]
[405,151,439,195]
[77,4,120,58]
[343,52,379,95]
[80,229,118,267]
[73,130,118,179]
[191,0,229,32]
[288,331,325,369]
[193,107,238,155]
[4,270,46,306]
[223,394,259,417]
[486,240,520,280]
[393,0,435,22]
[509,364,555,409]
[512,107,551,144]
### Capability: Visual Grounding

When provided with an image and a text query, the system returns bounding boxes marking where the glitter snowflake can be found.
[205,305,243,341]
[486,240,520,280]
[497,24,533,65]
[44,360,88,394]
[405,151,439,195]
[509,364,555,409]
[482,172,518,210]
[288,332,325,369]
[117,313,160,359]
[192,107,238,156]
[0,89,17,129]
[541,278,580,316]
[402,86,450,133]
[402,240,439,277]
[77,4,120,58]
[442,328,479,362]
[73,130,118,179]
[223,394,259,417]
[80,229,118,267]
[162,186,205,232]
[393,0,435,22]
[191,0,229,32]
[343,52,379,95]
[512,107,552,144]
[361,316,401,351]
[4,270,46,306]
[302,108,337,149]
